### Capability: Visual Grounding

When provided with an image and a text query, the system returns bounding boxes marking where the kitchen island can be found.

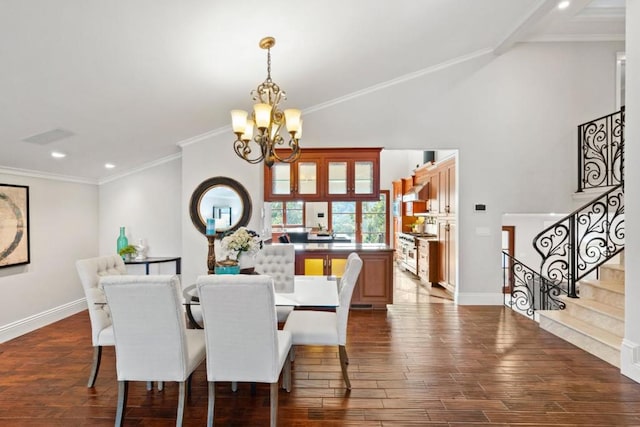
[292,243,394,309]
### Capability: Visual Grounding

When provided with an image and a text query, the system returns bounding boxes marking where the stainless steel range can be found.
[398,232,438,276]
[398,233,418,275]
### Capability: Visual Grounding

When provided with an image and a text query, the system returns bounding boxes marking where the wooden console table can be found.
[125,256,181,275]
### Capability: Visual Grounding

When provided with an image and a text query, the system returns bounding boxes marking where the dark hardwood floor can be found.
[2,303,640,426]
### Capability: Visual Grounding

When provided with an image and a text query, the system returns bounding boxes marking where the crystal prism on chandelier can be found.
[230,36,302,168]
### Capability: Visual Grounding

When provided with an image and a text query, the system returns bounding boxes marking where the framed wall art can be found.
[0,184,30,268]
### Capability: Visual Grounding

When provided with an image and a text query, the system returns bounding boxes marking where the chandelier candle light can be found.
[230,36,302,167]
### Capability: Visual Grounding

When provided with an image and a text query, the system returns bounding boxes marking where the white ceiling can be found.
[0,0,624,182]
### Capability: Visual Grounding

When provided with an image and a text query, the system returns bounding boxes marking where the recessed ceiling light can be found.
[105,163,116,169]
[51,151,66,159]
[557,1,570,10]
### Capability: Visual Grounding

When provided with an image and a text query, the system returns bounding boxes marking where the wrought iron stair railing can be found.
[533,184,625,299]
[577,107,625,192]
[502,251,565,319]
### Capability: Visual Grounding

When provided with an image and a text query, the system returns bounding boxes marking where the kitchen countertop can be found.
[415,235,438,241]
[292,243,393,251]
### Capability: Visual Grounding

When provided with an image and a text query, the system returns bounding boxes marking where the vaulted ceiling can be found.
[0,0,624,182]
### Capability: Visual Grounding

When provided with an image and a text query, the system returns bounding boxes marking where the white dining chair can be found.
[283,253,363,390]
[102,275,206,427]
[75,255,127,387]
[254,243,296,322]
[196,274,292,427]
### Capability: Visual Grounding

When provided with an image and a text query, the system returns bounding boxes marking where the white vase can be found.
[237,252,255,272]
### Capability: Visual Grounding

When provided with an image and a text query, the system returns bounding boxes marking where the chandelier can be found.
[230,36,302,168]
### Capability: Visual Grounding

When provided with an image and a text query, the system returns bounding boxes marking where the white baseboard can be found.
[0,298,87,344]
[621,339,640,384]
[455,292,503,305]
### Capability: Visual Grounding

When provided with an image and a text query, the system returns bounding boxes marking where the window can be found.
[270,201,304,227]
[361,193,387,243]
[269,191,389,244]
[331,201,356,241]
[330,191,389,243]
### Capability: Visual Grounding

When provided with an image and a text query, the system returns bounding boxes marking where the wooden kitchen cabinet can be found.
[352,251,394,308]
[417,238,439,285]
[412,156,455,216]
[264,154,323,201]
[405,200,426,216]
[294,247,394,308]
[326,149,380,200]
[426,168,439,214]
[297,253,348,277]
[437,158,456,216]
[264,148,381,201]
[437,219,456,293]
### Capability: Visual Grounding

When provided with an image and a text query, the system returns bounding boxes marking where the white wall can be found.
[501,213,568,271]
[99,157,182,274]
[302,41,622,304]
[622,0,640,383]
[181,137,264,287]
[0,173,98,342]
[171,42,622,304]
[305,202,328,229]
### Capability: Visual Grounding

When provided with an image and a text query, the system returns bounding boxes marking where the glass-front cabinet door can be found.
[354,161,374,196]
[270,163,291,197]
[297,161,318,196]
[327,161,348,196]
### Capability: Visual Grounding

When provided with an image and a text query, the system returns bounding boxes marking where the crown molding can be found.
[176,126,230,148]
[98,153,182,185]
[0,166,97,185]
[303,48,494,115]
[525,33,625,42]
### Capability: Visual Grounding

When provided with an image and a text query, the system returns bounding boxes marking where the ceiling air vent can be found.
[22,128,75,145]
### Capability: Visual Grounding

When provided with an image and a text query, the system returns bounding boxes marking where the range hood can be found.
[402,182,427,202]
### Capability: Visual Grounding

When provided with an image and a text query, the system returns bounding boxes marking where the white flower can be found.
[221,227,261,259]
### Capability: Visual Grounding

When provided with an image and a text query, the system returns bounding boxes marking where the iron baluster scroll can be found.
[502,251,564,319]
[577,107,625,192]
[533,184,624,298]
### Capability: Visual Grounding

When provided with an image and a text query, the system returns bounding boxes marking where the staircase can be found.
[530,107,625,368]
[538,252,624,367]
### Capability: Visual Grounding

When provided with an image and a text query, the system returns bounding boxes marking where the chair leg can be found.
[289,346,296,362]
[176,381,186,427]
[283,349,292,392]
[87,346,102,387]
[338,345,351,390]
[207,382,215,427]
[231,381,238,392]
[270,382,278,427]
[115,380,128,427]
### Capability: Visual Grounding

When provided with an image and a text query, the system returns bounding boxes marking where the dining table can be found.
[183,275,339,329]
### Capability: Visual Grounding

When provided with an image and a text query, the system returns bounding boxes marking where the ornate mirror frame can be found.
[189,176,252,237]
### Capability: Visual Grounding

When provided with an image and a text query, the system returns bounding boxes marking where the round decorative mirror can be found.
[189,176,252,236]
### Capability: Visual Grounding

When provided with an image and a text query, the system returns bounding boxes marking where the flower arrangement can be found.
[220,227,262,260]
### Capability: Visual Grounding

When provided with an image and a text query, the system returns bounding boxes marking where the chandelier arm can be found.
[233,138,270,165]
[271,136,301,163]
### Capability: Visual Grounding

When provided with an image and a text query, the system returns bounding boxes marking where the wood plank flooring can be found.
[2,302,640,425]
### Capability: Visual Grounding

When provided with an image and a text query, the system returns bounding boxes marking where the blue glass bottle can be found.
[117,227,128,256]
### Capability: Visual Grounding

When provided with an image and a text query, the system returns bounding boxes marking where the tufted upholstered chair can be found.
[75,255,127,387]
[196,274,292,427]
[254,243,295,322]
[283,253,363,390]
[102,275,206,427]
